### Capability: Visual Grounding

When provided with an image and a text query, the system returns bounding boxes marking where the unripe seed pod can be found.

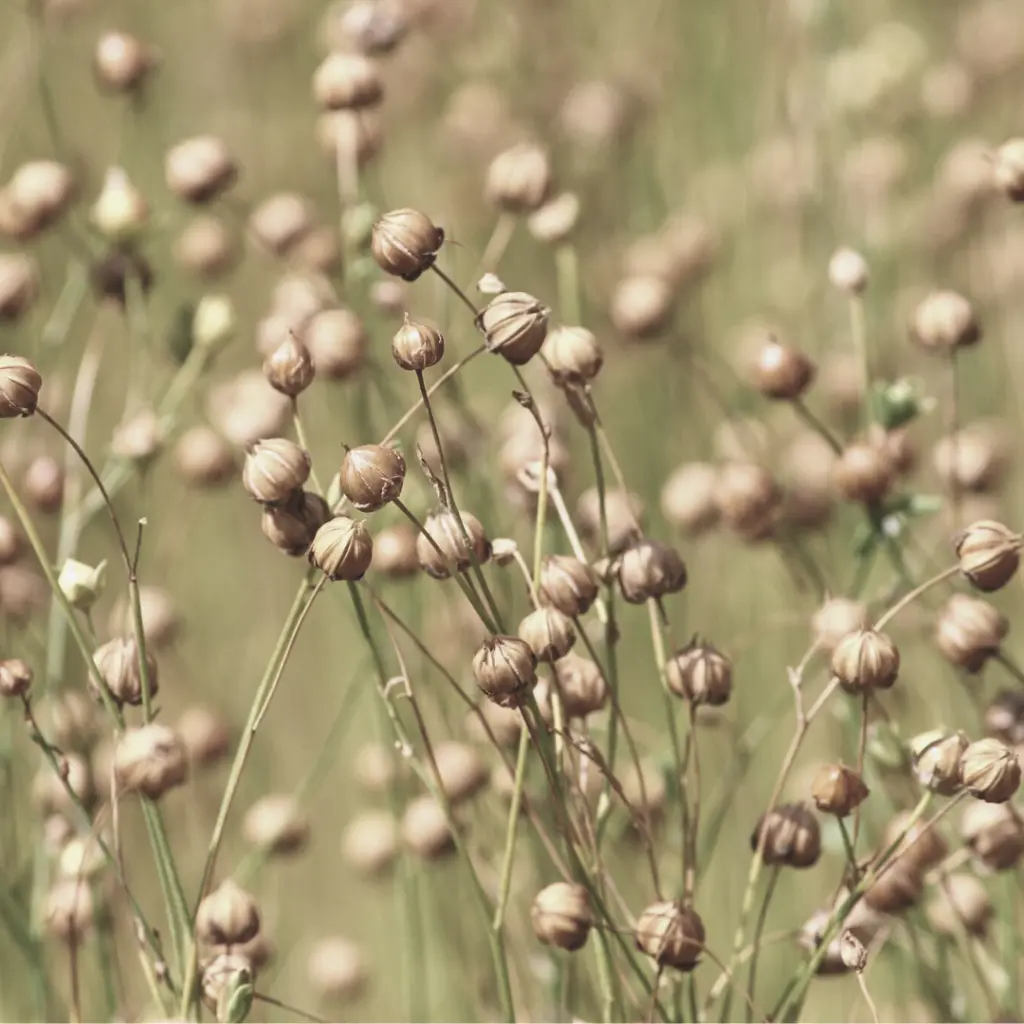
[8,161,75,232]
[0,354,41,416]
[911,730,968,795]
[175,424,236,487]
[528,191,580,245]
[518,606,576,662]
[371,208,444,281]
[665,642,732,706]
[339,444,405,512]
[243,794,310,855]
[341,809,398,876]
[433,741,488,804]
[472,635,537,708]
[175,215,236,279]
[811,763,869,816]
[553,652,607,718]
[828,247,869,295]
[370,523,419,578]
[242,438,311,505]
[537,555,598,618]
[863,859,922,914]
[91,167,148,242]
[308,516,373,580]
[249,192,312,256]
[961,802,1024,871]
[262,491,329,556]
[830,629,900,693]
[576,487,644,555]
[94,31,154,92]
[927,873,992,938]
[303,308,366,381]
[92,636,158,708]
[617,538,687,604]
[200,952,254,1015]
[986,690,1024,746]
[485,143,552,213]
[392,317,444,371]
[44,878,94,942]
[752,335,815,400]
[713,462,781,539]
[0,256,39,320]
[751,802,821,867]
[994,139,1024,201]
[955,519,1020,591]
[263,332,314,397]
[542,325,603,382]
[833,442,893,504]
[910,289,980,351]
[307,937,368,1001]
[532,882,592,951]
[812,597,868,653]
[165,135,237,204]
[178,705,231,767]
[661,462,719,534]
[401,795,455,859]
[0,657,32,698]
[884,810,947,873]
[959,738,1021,803]
[114,723,188,799]
[196,879,261,946]
[635,901,705,971]
[935,593,1007,672]
[313,52,383,110]
[416,509,489,579]
[478,291,550,365]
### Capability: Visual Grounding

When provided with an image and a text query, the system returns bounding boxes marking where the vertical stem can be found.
[555,244,582,324]
[848,293,870,430]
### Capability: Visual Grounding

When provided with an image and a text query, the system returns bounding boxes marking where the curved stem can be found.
[873,565,959,632]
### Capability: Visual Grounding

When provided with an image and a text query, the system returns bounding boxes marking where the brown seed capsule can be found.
[713,462,781,539]
[293,225,341,275]
[175,425,236,487]
[308,936,368,1001]
[635,901,705,971]
[933,422,1008,493]
[661,462,719,535]
[370,523,419,579]
[955,519,1020,591]
[485,143,552,213]
[177,705,231,767]
[92,636,158,708]
[201,952,254,1014]
[912,730,968,795]
[339,444,405,512]
[23,455,63,513]
[531,882,592,951]
[863,859,922,914]
[0,354,41,417]
[0,657,31,698]
[241,438,311,505]
[910,289,981,351]
[553,652,607,718]
[323,0,409,55]
[478,291,550,366]
[308,516,373,581]
[665,642,732,706]
[617,538,687,604]
[610,275,673,339]
[371,208,444,281]
[416,509,490,579]
[44,878,94,943]
[884,810,947,873]
[799,906,879,976]
[828,247,870,295]
[986,690,1024,746]
[811,763,870,816]
[960,738,1021,803]
[114,723,188,799]
[313,51,383,110]
[111,409,162,464]
[108,585,180,650]
[537,555,599,618]
[833,442,893,504]
[812,597,868,653]
[830,628,900,693]
[392,317,444,371]
[7,161,75,232]
[263,332,315,397]
[302,308,367,381]
[576,487,645,555]
[751,335,816,400]
[401,795,455,860]
[927,873,992,938]
[751,802,822,868]
[528,191,580,245]
[174,215,236,279]
[196,879,261,946]
[0,256,39,320]
[472,635,537,708]
[165,136,237,204]
[994,139,1024,201]
[341,809,398,876]
[541,325,603,382]
[262,491,329,556]
[94,31,154,92]
[961,801,1024,871]
[935,593,1008,672]
[249,192,312,256]
[518,606,576,662]
[243,794,310,855]
[432,741,488,804]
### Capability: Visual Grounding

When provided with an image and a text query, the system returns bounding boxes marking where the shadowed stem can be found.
[430,263,482,320]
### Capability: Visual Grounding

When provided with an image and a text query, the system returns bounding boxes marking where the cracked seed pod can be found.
[528,191,580,245]
[339,444,405,512]
[242,438,311,505]
[830,629,900,693]
[249,192,312,256]
[0,657,32,698]
[0,354,41,417]
[960,738,1021,803]
[114,723,188,799]
[751,802,821,868]
[935,593,1008,672]
[165,136,237,204]
[635,901,705,971]
[611,275,673,339]
[751,335,815,400]
[177,705,231,767]
[485,143,552,213]
[812,597,868,653]
[713,462,781,540]
[986,690,1024,746]
[433,741,488,804]
[864,859,922,915]
[541,325,603,382]
[828,247,869,295]
[911,730,968,795]
[883,811,947,873]
[243,794,310,855]
[371,208,444,281]
[416,509,490,579]
[955,519,1020,591]
[392,317,444,371]
[92,636,159,708]
[661,462,719,535]
[200,951,254,1017]
[44,878,94,943]
[553,652,607,718]
[401,795,455,860]
[309,516,373,580]
[910,290,980,351]
[518,606,576,662]
[262,490,329,556]
[665,641,732,706]
[263,332,315,397]
[0,256,40,320]
[308,937,368,1001]
[531,882,592,951]
[927,873,992,938]
[313,52,383,110]
[811,763,870,816]
[537,555,598,618]
[94,31,155,92]
[175,424,236,487]
[576,486,644,555]
[33,753,94,816]
[341,810,398,876]
[370,523,419,579]
[617,538,687,604]
[478,291,550,365]
[833,442,893,504]
[8,161,75,232]
[472,635,537,708]
[994,139,1024,201]
[961,802,1024,871]
[196,879,261,946]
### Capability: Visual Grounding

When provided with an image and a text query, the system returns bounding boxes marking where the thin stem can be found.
[254,992,328,1024]
[852,692,870,851]
[430,263,482,319]
[837,816,859,877]
[745,865,781,1022]
[492,727,531,932]
[849,294,870,431]
[292,398,325,497]
[792,399,844,456]
[873,565,959,631]
[477,212,517,275]
[947,352,961,531]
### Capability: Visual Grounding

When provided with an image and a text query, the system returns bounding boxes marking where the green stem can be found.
[745,866,781,1022]
[492,727,531,932]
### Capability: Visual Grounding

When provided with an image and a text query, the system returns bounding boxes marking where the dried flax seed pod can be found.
[242,439,311,505]
[0,256,39,320]
[175,425,236,487]
[485,143,552,213]
[713,462,780,539]
[661,462,719,535]
[370,523,419,578]
[751,335,815,400]
[935,593,1007,672]
[828,247,869,295]
[994,138,1024,201]
[553,652,607,717]
[308,517,373,581]
[472,635,537,708]
[114,724,188,799]
[750,803,821,867]
[833,442,893,504]
[927,874,992,938]
[911,730,968,795]
[392,317,444,371]
[165,136,237,204]
[542,325,603,382]
[478,291,550,365]
[528,192,580,245]
[611,275,673,339]
[303,308,366,381]
[401,795,455,860]
[635,901,704,971]
[370,208,443,281]
[959,738,1021,803]
[863,859,922,914]
[263,332,314,397]
[830,629,900,693]
[196,879,261,946]
[174,215,236,279]
[94,31,155,92]
[249,192,312,256]
[537,555,598,618]
[308,937,368,1001]
[812,597,868,653]
[0,354,41,416]
[576,486,644,555]
[92,636,158,708]
[416,509,489,578]
[883,811,946,873]
[339,444,405,512]
[811,763,869,816]
[178,705,231,767]
[243,794,310,856]
[961,802,1024,871]
[7,161,75,232]
[341,810,398,876]
[91,167,148,241]
[617,538,687,604]
[955,519,1020,591]
[518,606,576,662]
[261,491,329,556]
[665,642,732,706]
[986,690,1024,745]
[313,52,384,110]
[200,952,254,1016]
[910,290,980,351]
[531,882,592,951]
[432,740,488,804]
